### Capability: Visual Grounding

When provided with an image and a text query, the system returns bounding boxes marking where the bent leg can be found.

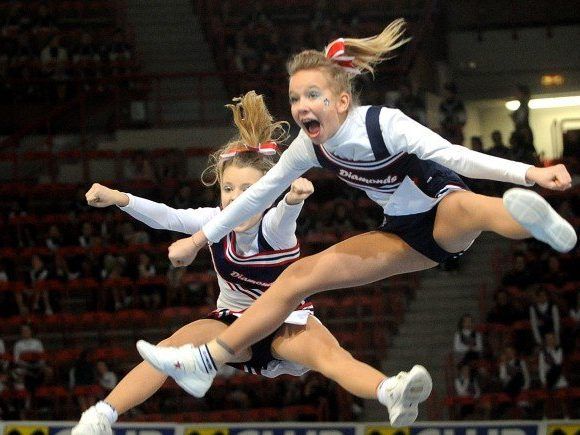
[271,316,384,399]
[106,319,250,414]
[433,191,529,253]
[214,231,436,356]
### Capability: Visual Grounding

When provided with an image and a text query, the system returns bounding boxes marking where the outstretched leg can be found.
[211,231,436,358]
[72,319,245,434]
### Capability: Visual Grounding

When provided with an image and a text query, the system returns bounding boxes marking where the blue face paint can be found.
[323,98,330,106]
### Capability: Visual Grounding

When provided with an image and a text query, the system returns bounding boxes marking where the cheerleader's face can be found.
[221,164,264,232]
[289,68,350,145]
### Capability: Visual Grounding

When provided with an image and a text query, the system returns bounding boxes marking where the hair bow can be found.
[220,141,278,160]
[324,38,361,75]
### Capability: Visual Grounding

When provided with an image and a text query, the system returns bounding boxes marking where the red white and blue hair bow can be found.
[324,38,361,75]
[220,141,278,160]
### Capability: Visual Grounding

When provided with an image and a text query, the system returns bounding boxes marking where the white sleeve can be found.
[530,306,542,344]
[454,378,467,396]
[202,134,317,243]
[522,360,530,390]
[499,363,508,383]
[382,109,533,185]
[261,196,304,250]
[454,332,469,353]
[119,193,219,235]
[475,332,483,353]
[553,305,560,342]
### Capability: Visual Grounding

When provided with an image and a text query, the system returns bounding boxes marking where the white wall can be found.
[464,99,580,159]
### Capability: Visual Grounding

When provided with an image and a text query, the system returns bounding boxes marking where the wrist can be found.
[191,231,207,249]
[284,193,302,206]
[116,191,130,207]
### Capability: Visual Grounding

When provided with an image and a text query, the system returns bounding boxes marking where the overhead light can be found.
[541,74,564,86]
[505,96,580,111]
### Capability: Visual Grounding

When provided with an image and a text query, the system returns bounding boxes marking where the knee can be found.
[311,345,353,376]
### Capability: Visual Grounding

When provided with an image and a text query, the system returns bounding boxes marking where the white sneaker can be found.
[379,365,432,427]
[503,188,577,253]
[136,340,215,398]
[71,406,112,435]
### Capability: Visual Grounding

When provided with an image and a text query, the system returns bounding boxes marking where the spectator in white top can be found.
[96,361,117,391]
[454,314,483,365]
[454,363,480,419]
[13,324,45,393]
[539,333,567,390]
[529,286,560,347]
[13,324,44,362]
[499,345,529,398]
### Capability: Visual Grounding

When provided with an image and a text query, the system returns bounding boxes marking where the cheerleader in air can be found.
[73,91,430,434]
[137,19,576,419]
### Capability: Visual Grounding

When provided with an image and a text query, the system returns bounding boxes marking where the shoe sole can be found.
[402,365,432,404]
[136,340,210,398]
[390,404,418,427]
[503,188,577,253]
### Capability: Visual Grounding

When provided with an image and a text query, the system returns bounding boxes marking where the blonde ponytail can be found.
[343,18,410,75]
[201,91,289,187]
[288,19,410,96]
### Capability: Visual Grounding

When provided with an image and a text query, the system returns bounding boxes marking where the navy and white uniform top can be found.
[202,106,533,243]
[120,193,306,315]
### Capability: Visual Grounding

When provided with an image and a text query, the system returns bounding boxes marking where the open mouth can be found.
[303,119,321,137]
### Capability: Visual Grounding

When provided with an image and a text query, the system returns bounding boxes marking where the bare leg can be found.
[210,231,436,358]
[105,319,250,414]
[271,317,384,399]
[433,191,530,252]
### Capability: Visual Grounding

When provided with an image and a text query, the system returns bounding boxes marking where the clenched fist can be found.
[85,183,129,208]
[168,230,208,267]
[285,177,314,205]
[525,164,572,191]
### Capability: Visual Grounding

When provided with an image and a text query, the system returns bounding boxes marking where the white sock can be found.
[377,376,398,406]
[95,400,118,424]
[194,344,218,375]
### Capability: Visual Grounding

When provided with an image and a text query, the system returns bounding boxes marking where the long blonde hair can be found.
[201,91,289,187]
[287,19,410,96]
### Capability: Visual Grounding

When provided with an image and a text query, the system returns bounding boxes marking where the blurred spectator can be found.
[530,286,560,347]
[45,224,64,250]
[79,222,95,247]
[487,288,522,326]
[488,130,511,159]
[470,136,483,152]
[173,184,194,209]
[499,345,529,398]
[541,254,569,287]
[454,314,483,365]
[501,252,535,288]
[539,333,567,390]
[32,2,57,35]
[13,325,44,362]
[40,35,69,100]
[510,84,536,162]
[126,151,157,183]
[392,80,426,125]
[96,360,117,391]
[439,82,466,145]
[53,254,77,282]
[454,363,480,419]
[29,254,54,315]
[13,324,45,393]
[137,253,161,309]
[72,32,102,87]
[69,349,97,411]
[105,28,133,76]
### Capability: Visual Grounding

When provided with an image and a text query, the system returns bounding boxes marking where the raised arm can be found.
[261,177,314,249]
[168,136,317,266]
[384,109,572,190]
[85,183,218,235]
